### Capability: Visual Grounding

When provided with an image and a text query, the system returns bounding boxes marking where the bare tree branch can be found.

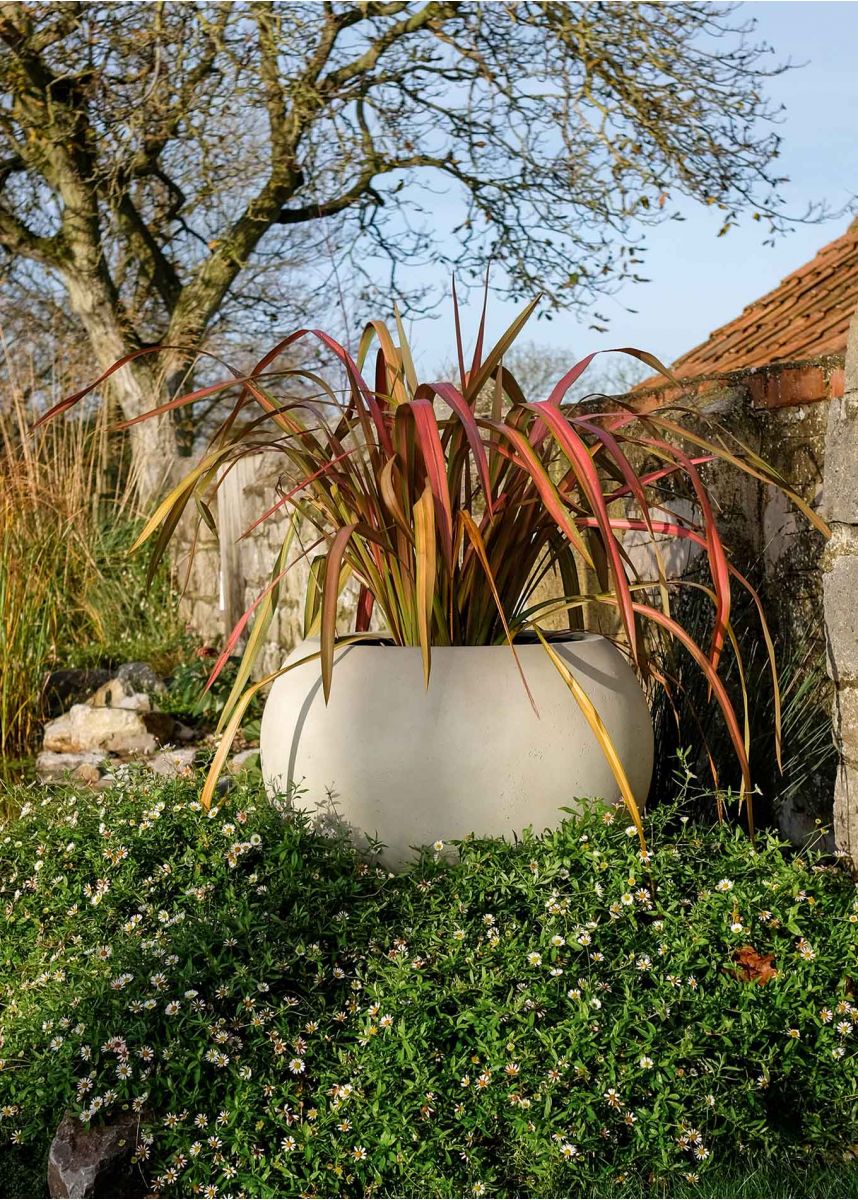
[0,201,63,262]
[0,0,840,502]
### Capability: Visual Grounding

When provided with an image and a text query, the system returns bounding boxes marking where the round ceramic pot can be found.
[260,634,653,869]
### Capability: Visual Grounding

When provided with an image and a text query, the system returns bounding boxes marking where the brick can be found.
[747,365,832,409]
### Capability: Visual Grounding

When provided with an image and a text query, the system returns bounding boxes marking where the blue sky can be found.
[409,1,858,374]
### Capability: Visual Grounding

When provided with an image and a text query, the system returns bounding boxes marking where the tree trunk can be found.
[63,271,180,511]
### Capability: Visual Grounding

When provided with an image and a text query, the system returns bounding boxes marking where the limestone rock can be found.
[43,705,157,756]
[823,551,858,682]
[228,748,260,774]
[822,308,858,525]
[147,747,196,777]
[36,751,106,786]
[47,1110,144,1198]
[835,684,858,768]
[87,678,151,713]
[115,661,166,694]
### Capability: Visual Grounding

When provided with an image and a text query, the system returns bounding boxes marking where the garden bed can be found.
[0,771,856,1198]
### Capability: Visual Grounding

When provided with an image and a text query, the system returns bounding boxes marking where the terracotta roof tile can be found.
[646,219,858,383]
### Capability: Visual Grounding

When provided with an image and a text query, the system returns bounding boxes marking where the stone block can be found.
[115,662,165,694]
[87,678,151,712]
[43,705,157,755]
[833,762,858,869]
[147,747,197,778]
[228,748,260,774]
[823,307,858,523]
[36,751,106,786]
[823,553,858,682]
[822,391,858,523]
[834,684,858,767]
[43,669,112,717]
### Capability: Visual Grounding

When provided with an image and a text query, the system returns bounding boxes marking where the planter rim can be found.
[306,631,607,650]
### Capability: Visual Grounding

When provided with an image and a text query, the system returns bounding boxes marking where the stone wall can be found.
[175,452,349,677]
[625,360,840,651]
[823,309,858,864]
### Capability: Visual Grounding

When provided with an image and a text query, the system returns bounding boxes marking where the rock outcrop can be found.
[47,1111,144,1198]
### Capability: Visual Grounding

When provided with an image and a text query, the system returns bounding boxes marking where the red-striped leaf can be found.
[404,398,454,566]
[526,403,639,662]
[413,482,436,687]
[421,380,493,514]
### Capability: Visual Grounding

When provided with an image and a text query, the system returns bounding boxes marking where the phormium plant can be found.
[40,292,829,835]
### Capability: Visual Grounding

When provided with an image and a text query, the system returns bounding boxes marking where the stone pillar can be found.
[823,306,858,862]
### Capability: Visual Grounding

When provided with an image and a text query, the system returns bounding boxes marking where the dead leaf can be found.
[730,945,778,986]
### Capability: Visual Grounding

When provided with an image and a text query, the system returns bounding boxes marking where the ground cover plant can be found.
[1,770,856,1199]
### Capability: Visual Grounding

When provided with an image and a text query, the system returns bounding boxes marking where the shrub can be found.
[159,654,265,739]
[649,580,837,827]
[0,773,856,1199]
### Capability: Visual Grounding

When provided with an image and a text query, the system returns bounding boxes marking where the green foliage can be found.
[109,302,829,825]
[0,773,856,1198]
[159,655,264,738]
[0,401,102,755]
[0,391,187,756]
[61,519,188,679]
[0,509,187,757]
[649,579,837,826]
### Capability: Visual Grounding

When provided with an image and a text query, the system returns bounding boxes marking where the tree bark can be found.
[62,270,179,509]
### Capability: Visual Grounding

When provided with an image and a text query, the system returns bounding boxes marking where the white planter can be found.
[260,634,653,869]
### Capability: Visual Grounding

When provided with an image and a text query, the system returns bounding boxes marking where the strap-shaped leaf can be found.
[627,598,754,838]
[357,320,408,406]
[304,554,327,642]
[380,457,415,543]
[394,303,419,398]
[356,585,375,633]
[413,481,436,687]
[532,625,646,850]
[421,380,493,513]
[321,523,358,702]
[488,421,594,568]
[464,296,540,403]
[526,402,640,663]
[405,398,454,566]
[460,509,536,714]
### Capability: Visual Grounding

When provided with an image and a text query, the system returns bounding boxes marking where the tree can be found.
[0,1,814,503]
[501,343,649,404]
